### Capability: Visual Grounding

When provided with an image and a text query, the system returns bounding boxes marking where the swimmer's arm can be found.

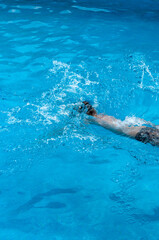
[96,115,124,133]
[88,114,144,138]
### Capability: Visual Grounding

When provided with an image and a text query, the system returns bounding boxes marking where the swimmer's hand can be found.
[82,101,97,116]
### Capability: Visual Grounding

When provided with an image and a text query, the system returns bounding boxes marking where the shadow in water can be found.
[133,207,159,222]
[34,201,66,209]
[16,187,78,214]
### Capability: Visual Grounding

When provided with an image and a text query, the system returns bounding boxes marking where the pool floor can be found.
[1,0,159,239]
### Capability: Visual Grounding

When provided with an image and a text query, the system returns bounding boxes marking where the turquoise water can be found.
[1,0,159,239]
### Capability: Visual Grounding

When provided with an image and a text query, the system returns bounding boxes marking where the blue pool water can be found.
[1,0,159,239]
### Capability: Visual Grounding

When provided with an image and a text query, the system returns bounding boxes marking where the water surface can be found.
[1,0,159,239]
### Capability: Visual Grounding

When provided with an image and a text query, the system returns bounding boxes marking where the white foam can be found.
[139,61,156,89]
[60,10,71,14]
[8,115,22,124]
[15,5,42,10]
[4,60,99,133]
[73,133,98,142]
[122,116,148,127]
[72,5,111,13]
[8,9,21,13]
[0,127,8,133]
[36,104,60,124]
[50,60,70,74]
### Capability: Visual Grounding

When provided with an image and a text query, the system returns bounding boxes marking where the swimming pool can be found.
[1,0,159,239]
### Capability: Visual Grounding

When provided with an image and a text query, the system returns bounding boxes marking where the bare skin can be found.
[82,101,159,141]
[88,113,145,138]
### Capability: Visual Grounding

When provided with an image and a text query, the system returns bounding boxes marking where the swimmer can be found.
[79,101,159,146]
